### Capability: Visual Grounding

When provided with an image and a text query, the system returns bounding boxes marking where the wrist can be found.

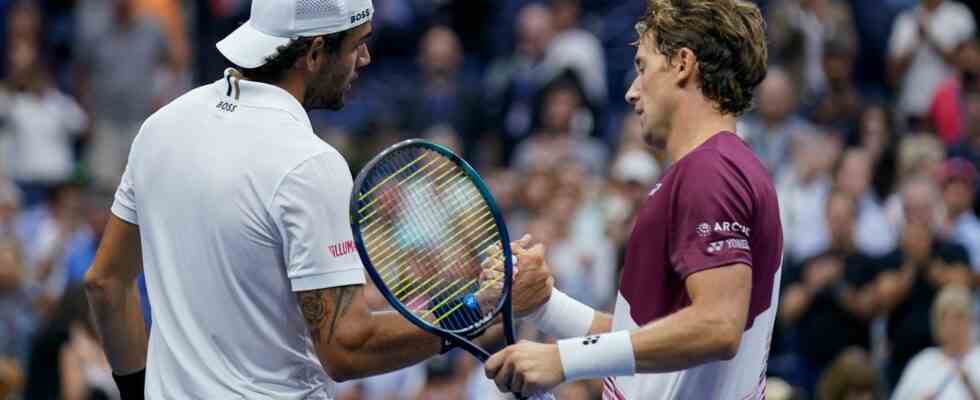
[557,331,636,381]
[526,288,595,339]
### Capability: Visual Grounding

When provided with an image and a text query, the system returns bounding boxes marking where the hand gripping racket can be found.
[350,139,554,400]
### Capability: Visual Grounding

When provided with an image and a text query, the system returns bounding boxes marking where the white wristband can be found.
[526,289,595,339]
[558,331,636,381]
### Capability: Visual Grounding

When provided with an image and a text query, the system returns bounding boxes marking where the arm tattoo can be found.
[327,286,356,343]
[299,286,358,345]
[299,289,327,345]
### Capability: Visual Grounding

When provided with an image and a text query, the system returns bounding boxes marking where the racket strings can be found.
[356,148,505,332]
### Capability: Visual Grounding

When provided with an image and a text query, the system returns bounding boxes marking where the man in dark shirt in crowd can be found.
[874,178,972,386]
[779,190,878,391]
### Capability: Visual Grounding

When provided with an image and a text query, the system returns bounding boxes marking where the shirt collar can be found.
[213,68,312,129]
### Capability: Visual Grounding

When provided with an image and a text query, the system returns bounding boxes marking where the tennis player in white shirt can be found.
[82,1,551,398]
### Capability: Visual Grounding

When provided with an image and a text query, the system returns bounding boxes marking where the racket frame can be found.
[350,139,518,362]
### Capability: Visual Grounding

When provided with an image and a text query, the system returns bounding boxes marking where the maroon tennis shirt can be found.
[603,131,783,400]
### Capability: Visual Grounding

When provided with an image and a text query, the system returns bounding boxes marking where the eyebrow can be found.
[359,31,374,46]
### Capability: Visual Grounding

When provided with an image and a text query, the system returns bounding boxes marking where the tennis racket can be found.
[350,139,554,400]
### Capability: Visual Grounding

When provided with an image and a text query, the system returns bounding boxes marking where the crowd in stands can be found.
[2,0,980,399]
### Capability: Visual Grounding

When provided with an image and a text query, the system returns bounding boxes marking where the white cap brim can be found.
[217,21,293,69]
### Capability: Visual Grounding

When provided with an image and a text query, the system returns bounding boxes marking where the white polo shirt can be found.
[112,72,365,399]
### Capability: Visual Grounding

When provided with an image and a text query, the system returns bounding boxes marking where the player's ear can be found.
[674,47,698,87]
[304,36,327,72]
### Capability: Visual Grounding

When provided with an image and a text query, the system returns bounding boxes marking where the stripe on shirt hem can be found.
[110,201,138,225]
[290,267,365,291]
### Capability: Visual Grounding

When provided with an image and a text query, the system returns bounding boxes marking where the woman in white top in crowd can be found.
[892,285,980,399]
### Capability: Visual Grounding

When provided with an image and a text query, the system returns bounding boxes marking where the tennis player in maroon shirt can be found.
[485,1,782,399]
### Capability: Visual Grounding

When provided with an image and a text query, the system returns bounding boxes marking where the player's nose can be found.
[625,77,640,105]
[358,45,371,68]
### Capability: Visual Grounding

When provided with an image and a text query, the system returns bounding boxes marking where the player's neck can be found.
[665,102,736,163]
[276,74,308,109]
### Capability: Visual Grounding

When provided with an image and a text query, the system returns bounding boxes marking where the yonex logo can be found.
[697,223,712,237]
[707,241,724,253]
[350,8,371,24]
[582,336,600,346]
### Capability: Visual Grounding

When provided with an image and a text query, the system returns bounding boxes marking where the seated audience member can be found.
[780,191,878,391]
[817,347,881,400]
[938,158,980,270]
[777,132,839,263]
[834,148,897,256]
[738,67,816,174]
[874,178,972,386]
[0,238,34,367]
[892,285,980,399]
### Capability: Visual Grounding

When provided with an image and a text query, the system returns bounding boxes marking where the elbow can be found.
[83,268,109,298]
[323,358,356,383]
[714,323,743,361]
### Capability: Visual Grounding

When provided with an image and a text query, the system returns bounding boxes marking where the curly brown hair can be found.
[636,0,768,115]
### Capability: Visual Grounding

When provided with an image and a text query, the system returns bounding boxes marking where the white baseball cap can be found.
[217,0,374,69]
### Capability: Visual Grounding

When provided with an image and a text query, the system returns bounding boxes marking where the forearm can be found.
[84,278,148,374]
[349,311,440,377]
[630,305,740,373]
[588,311,613,335]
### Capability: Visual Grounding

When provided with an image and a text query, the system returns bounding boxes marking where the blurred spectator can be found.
[0,179,19,237]
[546,168,617,309]
[887,0,975,124]
[856,104,899,201]
[948,86,980,170]
[873,178,972,386]
[938,158,980,270]
[15,182,85,315]
[891,285,980,399]
[24,285,117,400]
[738,68,817,174]
[0,239,35,367]
[780,191,878,391]
[396,26,486,165]
[0,11,86,207]
[929,38,980,145]
[485,3,555,163]
[415,352,474,400]
[777,132,839,262]
[767,0,857,97]
[885,133,947,228]
[76,0,176,190]
[809,38,864,137]
[834,148,898,257]
[816,347,881,400]
[513,74,607,176]
[541,0,607,108]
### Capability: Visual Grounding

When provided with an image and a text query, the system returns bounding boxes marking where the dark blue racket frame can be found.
[350,139,518,362]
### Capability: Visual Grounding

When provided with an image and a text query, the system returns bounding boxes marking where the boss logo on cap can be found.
[350,8,371,24]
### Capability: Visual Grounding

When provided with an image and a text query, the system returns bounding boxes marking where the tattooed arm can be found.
[296,285,443,381]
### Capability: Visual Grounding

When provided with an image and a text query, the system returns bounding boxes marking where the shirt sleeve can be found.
[887,13,917,58]
[669,151,754,279]
[271,151,366,292]
[111,161,138,224]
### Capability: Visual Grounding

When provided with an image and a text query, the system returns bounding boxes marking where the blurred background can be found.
[2,0,980,399]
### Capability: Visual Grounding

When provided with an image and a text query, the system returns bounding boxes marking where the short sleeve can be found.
[887,13,917,58]
[111,162,138,224]
[271,152,366,292]
[669,152,754,279]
